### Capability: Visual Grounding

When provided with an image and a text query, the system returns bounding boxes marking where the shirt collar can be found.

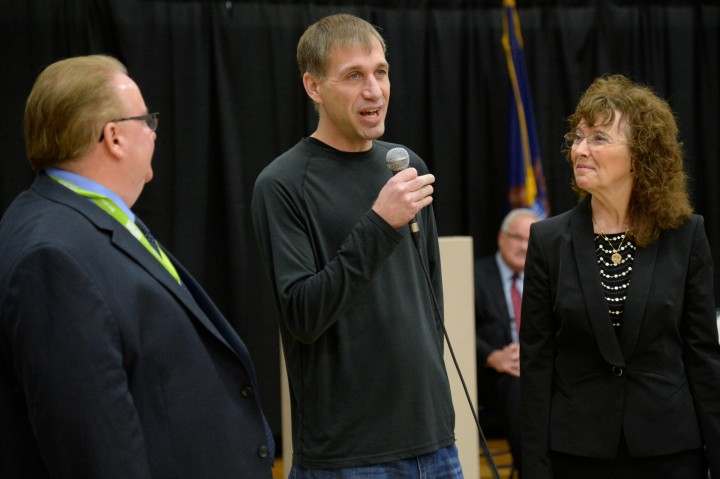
[45,167,135,222]
[495,251,522,283]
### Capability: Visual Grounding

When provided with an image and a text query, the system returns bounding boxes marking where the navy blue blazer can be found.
[520,196,720,478]
[0,174,274,478]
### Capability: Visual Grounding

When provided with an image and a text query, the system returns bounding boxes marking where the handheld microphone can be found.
[385,147,420,248]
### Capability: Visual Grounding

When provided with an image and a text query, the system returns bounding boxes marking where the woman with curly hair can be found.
[520,74,720,478]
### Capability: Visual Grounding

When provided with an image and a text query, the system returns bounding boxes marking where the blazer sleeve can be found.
[520,221,556,479]
[6,245,152,478]
[681,216,720,476]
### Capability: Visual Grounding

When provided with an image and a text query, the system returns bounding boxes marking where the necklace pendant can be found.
[611,252,622,265]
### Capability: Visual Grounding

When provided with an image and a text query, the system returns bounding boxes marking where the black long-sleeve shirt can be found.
[251,138,456,468]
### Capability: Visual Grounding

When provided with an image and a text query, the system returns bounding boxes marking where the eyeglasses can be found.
[564,131,629,150]
[98,112,159,142]
[503,232,529,243]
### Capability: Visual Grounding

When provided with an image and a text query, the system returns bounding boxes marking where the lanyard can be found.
[50,176,182,284]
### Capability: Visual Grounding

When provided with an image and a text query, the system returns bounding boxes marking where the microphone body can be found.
[385,147,421,248]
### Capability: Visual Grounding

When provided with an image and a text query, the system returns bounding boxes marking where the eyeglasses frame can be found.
[502,231,530,243]
[98,112,159,142]
[563,131,629,151]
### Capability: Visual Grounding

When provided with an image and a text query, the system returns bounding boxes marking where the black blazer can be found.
[0,174,274,478]
[520,196,720,478]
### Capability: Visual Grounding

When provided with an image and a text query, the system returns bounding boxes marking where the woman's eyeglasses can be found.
[564,131,628,150]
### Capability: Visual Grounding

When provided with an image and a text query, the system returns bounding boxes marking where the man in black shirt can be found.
[252,13,462,477]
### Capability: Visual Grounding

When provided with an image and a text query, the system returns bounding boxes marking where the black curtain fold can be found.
[1,0,718,438]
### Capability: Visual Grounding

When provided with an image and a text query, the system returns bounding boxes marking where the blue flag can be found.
[502,0,549,218]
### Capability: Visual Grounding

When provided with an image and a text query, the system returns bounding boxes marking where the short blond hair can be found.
[24,54,128,171]
[297,13,386,80]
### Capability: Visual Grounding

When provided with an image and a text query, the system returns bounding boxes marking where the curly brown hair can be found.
[564,74,692,247]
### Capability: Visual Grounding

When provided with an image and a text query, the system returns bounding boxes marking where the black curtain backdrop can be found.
[2,0,718,439]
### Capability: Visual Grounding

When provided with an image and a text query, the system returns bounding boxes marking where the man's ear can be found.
[303,72,322,104]
[99,123,124,158]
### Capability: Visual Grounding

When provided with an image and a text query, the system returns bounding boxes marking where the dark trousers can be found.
[551,434,708,479]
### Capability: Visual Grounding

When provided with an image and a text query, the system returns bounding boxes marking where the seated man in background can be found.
[475,208,539,477]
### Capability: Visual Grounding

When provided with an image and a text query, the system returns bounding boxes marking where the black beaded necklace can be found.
[594,231,636,329]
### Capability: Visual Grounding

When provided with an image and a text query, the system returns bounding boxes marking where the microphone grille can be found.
[385,147,410,173]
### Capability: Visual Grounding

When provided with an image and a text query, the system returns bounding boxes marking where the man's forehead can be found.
[112,73,139,91]
[328,46,387,72]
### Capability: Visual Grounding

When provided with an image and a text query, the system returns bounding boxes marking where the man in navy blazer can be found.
[475,208,538,476]
[0,55,274,478]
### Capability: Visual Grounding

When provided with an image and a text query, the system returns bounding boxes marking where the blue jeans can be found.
[289,444,464,478]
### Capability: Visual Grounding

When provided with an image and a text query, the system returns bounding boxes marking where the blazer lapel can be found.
[166,251,255,366]
[34,175,243,360]
[109,226,188,296]
[108,221,248,360]
[619,237,658,358]
[571,198,626,367]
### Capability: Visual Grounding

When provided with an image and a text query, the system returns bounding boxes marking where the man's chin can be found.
[363,126,385,141]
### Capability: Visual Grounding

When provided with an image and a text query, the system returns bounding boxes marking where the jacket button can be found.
[241,386,254,398]
[258,445,269,458]
[612,366,623,377]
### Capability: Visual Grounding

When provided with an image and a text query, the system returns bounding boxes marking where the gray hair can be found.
[500,208,539,233]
